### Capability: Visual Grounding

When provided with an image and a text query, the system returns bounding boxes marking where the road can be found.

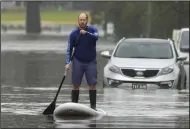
[1,35,189,128]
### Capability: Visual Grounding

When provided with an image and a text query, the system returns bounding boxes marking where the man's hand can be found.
[65,64,71,71]
[80,30,87,35]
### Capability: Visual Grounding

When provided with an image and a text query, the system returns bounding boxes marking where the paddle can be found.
[43,34,81,115]
[42,68,69,115]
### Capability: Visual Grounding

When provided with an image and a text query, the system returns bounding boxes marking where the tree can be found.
[89,1,189,41]
[26,1,41,34]
[89,2,114,38]
[176,1,189,29]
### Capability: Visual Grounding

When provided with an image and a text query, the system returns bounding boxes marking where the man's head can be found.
[78,13,88,29]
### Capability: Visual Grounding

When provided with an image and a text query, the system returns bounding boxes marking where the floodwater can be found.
[1,37,189,128]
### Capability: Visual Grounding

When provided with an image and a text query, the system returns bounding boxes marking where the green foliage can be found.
[90,11,104,25]
[90,1,189,40]
[2,7,89,24]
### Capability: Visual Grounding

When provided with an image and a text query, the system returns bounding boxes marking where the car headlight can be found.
[159,65,174,75]
[109,65,121,74]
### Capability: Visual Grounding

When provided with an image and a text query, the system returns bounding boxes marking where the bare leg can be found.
[73,85,80,90]
[89,85,96,90]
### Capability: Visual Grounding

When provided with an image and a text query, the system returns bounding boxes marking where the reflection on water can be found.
[1,51,189,128]
[1,51,108,87]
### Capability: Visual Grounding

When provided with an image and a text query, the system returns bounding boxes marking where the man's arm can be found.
[65,32,74,64]
[86,27,99,41]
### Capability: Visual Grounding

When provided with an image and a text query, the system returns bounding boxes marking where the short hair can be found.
[78,13,88,20]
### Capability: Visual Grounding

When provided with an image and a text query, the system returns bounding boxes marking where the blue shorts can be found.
[72,57,97,86]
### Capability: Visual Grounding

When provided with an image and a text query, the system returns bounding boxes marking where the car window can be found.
[114,42,174,59]
[180,31,189,49]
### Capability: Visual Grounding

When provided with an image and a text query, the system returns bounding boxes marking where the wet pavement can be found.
[1,36,189,128]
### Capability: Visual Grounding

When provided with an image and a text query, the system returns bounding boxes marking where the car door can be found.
[173,41,186,87]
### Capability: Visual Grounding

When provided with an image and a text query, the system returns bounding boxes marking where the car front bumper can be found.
[104,70,179,88]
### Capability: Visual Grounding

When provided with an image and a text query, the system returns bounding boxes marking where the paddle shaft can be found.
[53,71,67,102]
[52,34,82,103]
[42,34,81,115]
[53,54,74,103]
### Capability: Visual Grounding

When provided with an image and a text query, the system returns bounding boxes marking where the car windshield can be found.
[180,31,189,49]
[114,42,173,59]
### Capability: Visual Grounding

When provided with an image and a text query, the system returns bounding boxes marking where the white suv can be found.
[101,38,187,89]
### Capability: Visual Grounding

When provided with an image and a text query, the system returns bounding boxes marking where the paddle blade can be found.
[43,101,56,115]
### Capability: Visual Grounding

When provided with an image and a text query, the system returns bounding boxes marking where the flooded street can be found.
[1,37,189,128]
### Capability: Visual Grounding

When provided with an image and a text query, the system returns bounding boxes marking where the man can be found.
[65,13,99,110]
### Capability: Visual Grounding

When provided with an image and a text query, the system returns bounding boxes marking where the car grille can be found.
[121,69,159,78]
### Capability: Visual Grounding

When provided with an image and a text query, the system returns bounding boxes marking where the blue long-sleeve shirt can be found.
[65,25,99,64]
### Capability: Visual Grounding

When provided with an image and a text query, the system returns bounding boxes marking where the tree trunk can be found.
[26,1,41,34]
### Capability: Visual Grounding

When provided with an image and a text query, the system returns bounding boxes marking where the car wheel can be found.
[102,80,105,88]
[102,79,110,88]
[184,76,187,89]
[177,76,182,90]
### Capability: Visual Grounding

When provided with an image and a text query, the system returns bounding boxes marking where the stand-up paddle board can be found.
[53,102,106,117]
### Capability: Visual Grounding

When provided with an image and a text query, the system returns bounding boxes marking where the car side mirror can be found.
[100,51,111,58]
[176,56,187,61]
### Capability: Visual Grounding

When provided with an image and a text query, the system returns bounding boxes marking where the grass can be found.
[1,7,91,24]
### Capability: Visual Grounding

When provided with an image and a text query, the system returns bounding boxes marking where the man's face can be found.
[78,14,88,29]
